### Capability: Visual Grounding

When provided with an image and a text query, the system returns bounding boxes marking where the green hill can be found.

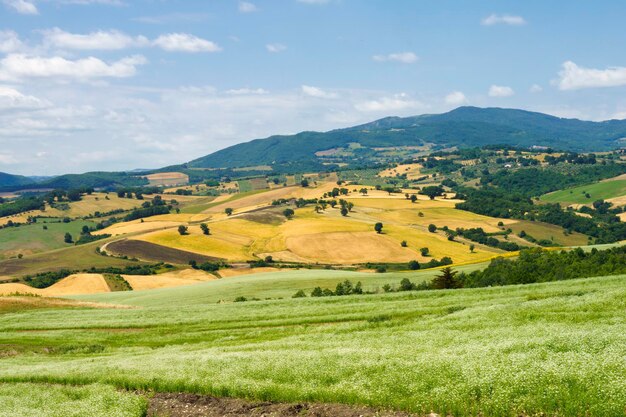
[0,172,34,189]
[188,106,626,169]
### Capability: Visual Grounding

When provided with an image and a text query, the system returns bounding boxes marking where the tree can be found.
[420,185,445,200]
[469,244,475,253]
[408,260,420,270]
[428,224,437,233]
[200,223,210,235]
[420,247,430,256]
[292,290,307,298]
[347,202,354,212]
[64,233,73,244]
[311,287,324,297]
[410,195,418,203]
[225,207,233,216]
[432,267,462,289]
[399,278,415,291]
[359,188,368,195]
[340,207,348,216]
[300,179,309,187]
[374,222,383,234]
[81,225,90,235]
[401,240,408,247]
[283,208,295,219]
[178,225,188,235]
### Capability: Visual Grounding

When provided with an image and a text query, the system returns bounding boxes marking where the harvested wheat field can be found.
[144,172,189,186]
[0,274,109,296]
[217,267,283,278]
[123,269,216,291]
[94,220,183,236]
[378,163,424,180]
[286,231,419,264]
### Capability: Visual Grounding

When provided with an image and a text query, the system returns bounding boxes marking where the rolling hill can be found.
[0,172,34,189]
[188,106,626,169]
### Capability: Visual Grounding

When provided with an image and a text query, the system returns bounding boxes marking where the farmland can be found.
[540,177,626,205]
[0,273,624,416]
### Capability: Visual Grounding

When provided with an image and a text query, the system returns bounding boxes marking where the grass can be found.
[540,179,626,204]
[0,219,95,260]
[0,383,146,417]
[0,271,624,416]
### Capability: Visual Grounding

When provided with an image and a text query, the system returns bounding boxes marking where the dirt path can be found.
[147,393,420,417]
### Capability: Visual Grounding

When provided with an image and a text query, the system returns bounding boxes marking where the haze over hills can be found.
[187,106,626,169]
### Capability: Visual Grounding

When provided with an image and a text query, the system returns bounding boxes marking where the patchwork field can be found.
[0,273,624,416]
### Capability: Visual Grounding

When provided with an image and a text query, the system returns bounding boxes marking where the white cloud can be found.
[3,0,37,14]
[0,54,147,81]
[488,85,515,97]
[133,13,209,25]
[444,91,468,105]
[301,85,338,99]
[0,30,23,53]
[355,93,424,112]
[481,14,526,26]
[530,84,543,93]
[42,28,149,50]
[372,52,418,64]
[0,85,49,109]
[266,43,287,53]
[238,1,258,13]
[153,33,221,53]
[227,88,268,95]
[557,61,626,90]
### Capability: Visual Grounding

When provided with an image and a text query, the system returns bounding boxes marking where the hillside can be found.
[0,172,34,189]
[188,107,626,169]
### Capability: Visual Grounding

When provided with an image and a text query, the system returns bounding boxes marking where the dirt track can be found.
[147,393,419,417]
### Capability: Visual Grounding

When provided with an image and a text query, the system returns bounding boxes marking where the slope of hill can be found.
[188,107,626,169]
[0,172,34,188]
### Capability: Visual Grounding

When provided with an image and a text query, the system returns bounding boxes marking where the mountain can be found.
[188,107,626,169]
[0,172,35,188]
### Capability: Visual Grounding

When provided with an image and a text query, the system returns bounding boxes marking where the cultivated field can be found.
[0,273,624,416]
[143,172,189,187]
[540,178,626,205]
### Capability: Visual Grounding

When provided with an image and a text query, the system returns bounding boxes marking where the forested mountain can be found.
[0,172,35,188]
[188,106,626,169]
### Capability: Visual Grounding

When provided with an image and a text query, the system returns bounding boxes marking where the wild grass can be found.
[0,272,624,416]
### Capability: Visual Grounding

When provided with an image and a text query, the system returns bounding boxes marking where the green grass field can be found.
[540,179,626,204]
[0,270,624,416]
[0,220,95,260]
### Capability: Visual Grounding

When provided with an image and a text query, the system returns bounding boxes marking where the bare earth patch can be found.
[147,393,417,417]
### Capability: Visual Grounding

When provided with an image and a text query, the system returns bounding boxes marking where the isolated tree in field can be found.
[410,195,417,203]
[420,247,429,256]
[200,223,210,235]
[347,202,354,212]
[359,188,368,195]
[340,207,348,216]
[405,193,410,200]
[374,222,383,234]
[428,224,437,233]
[81,225,90,235]
[470,244,475,253]
[401,240,408,247]
[283,208,295,219]
[225,207,233,216]
[64,232,73,244]
[432,267,462,289]
[300,179,309,187]
[420,185,445,200]
[178,225,188,235]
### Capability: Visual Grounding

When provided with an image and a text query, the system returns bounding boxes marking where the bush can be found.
[292,290,307,298]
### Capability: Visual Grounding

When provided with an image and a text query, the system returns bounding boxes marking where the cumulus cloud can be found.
[556,61,626,90]
[372,52,418,64]
[2,0,37,14]
[0,85,49,109]
[0,54,147,81]
[445,91,468,105]
[481,14,526,26]
[42,28,149,50]
[355,93,424,112]
[266,43,287,53]
[238,1,258,12]
[301,85,338,99]
[488,85,515,97]
[0,30,23,53]
[153,33,221,53]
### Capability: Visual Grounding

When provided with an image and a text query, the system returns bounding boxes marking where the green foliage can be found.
[374,222,383,233]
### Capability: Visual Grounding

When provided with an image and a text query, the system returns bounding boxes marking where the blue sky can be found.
[1,0,626,174]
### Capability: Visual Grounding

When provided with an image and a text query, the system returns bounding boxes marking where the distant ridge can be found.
[188,106,626,169]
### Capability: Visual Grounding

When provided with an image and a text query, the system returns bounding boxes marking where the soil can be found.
[147,393,420,417]
[107,239,223,264]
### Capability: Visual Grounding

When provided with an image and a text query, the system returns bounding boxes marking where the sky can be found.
[1,0,626,175]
